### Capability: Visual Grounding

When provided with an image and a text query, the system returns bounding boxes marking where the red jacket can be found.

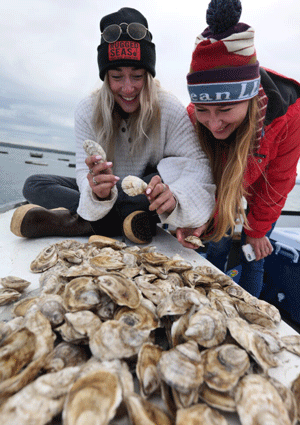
[188,68,300,238]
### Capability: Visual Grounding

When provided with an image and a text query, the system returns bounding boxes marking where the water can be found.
[0,143,299,213]
[0,144,76,211]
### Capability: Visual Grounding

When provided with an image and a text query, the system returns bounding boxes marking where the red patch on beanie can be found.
[108,41,141,61]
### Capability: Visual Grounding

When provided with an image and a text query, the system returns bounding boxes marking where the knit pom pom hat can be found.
[97,7,156,81]
[187,0,260,104]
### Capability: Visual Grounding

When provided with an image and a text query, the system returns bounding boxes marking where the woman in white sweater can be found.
[11,7,215,243]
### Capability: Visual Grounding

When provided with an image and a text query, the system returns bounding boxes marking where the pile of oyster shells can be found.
[1,234,300,425]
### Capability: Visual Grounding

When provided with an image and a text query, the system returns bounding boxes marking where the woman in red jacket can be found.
[177,0,300,297]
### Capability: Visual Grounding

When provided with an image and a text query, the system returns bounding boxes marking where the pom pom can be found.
[206,0,242,34]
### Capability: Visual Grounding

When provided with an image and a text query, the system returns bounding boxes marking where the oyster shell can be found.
[171,386,199,409]
[156,287,210,318]
[0,367,80,424]
[269,377,298,425]
[43,342,89,373]
[56,310,102,344]
[234,298,277,328]
[281,334,300,356]
[184,236,204,248]
[0,288,21,306]
[114,299,160,331]
[57,248,84,264]
[0,317,24,342]
[185,306,227,348]
[38,294,66,327]
[199,383,236,412]
[235,374,291,425]
[157,340,204,394]
[63,277,101,312]
[90,254,125,271]
[30,244,58,273]
[96,273,141,309]
[176,403,229,425]
[250,324,283,353]
[83,139,107,160]
[0,354,47,404]
[0,276,31,292]
[136,342,163,398]
[63,370,122,425]
[0,328,36,382]
[89,320,150,361]
[125,394,173,425]
[202,344,250,392]
[12,296,39,317]
[88,234,126,250]
[291,373,300,421]
[227,317,278,371]
[95,293,117,321]
[121,175,147,196]
[135,274,167,305]
[23,308,55,359]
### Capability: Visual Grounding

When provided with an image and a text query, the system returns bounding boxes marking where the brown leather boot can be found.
[10,204,94,238]
[123,210,155,244]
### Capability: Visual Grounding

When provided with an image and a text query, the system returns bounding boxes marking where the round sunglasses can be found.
[101,22,152,43]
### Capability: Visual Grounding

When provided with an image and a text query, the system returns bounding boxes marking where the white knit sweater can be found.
[75,88,215,228]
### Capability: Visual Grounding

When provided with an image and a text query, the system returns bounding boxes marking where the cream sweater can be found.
[75,88,215,228]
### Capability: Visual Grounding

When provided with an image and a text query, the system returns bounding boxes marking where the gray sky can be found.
[1,0,300,151]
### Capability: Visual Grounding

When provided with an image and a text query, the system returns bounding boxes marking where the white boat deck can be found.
[1,208,300,425]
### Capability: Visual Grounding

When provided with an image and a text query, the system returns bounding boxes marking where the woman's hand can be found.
[146,175,176,215]
[86,155,120,199]
[245,235,273,261]
[176,224,208,249]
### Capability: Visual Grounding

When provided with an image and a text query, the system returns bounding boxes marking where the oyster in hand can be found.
[83,139,107,160]
[122,175,147,196]
[184,236,204,248]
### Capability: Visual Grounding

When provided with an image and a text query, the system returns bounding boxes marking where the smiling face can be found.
[194,101,250,140]
[107,67,147,114]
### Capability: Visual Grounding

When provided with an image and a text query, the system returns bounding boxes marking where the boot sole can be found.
[123,211,153,244]
[10,204,67,237]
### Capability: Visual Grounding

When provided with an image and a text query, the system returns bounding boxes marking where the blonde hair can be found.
[197,97,259,241]
[92,72,161,161]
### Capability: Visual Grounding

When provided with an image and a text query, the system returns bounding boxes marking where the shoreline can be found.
[0,141,75,156]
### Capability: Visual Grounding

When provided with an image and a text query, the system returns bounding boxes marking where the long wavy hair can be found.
[196,97,259,241]
[92,72,161,161]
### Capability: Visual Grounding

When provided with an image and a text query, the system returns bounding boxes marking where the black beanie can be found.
[97,7,156,81]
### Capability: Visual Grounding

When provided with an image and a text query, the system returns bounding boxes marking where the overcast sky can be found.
[1,0,300,152]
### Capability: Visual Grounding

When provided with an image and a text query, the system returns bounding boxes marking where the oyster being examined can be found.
[83,139,107,160]
[122,175,147,197]
[184,236,205,248]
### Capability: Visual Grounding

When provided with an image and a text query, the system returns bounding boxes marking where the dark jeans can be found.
[22,168,160,237]
[205,222,276,298]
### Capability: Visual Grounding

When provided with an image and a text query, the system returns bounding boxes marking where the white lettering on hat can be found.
[188,77,261,103]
